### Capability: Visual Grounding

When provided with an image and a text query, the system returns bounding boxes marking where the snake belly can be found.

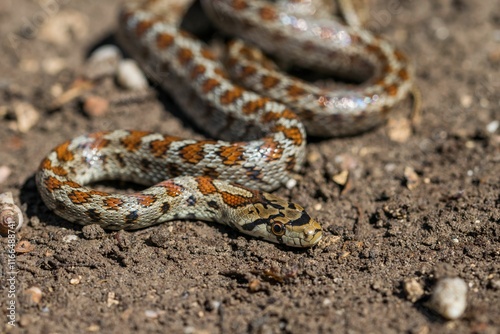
[35,0,414,247]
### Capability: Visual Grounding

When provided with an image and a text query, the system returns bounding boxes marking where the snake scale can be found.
[36,0,414,247]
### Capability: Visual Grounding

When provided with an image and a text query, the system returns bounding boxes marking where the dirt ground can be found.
[0,0,499,333]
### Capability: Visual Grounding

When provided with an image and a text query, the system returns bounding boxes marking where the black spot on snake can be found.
[125,210,139,224]
[208,200,219,210]
[86,208,101,221]
[160,202,170,214]
[187,195,197,206]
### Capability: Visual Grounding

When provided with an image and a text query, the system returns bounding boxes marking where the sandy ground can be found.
[0,0,499,333]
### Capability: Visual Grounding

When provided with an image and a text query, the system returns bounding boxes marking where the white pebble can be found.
[285,178,297,189]
[428,277,468,320]
[117,59,148,90]
[486,120,499,134]
[89,45,122,63]
[62,234,79,243]
[12,101,40,133]
[0,166,12,184]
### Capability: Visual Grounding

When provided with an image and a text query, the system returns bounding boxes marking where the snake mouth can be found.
[301,219,322,246]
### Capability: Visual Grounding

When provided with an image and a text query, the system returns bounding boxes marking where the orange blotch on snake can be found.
[220,188,261,208]
[132,194,156,207]
[177,48,194,65]
[218,144,245,165]
[384,84,398,96]
[258,138,284,162]
[259,6,277,21]
[196,176,217,195]
[190,64,206,79]
[44,176,63,192]
[272,125,304,146]
[120,130,150,152]
[286,84,306,97]
[231,0,248,10]
[158,180,183,197]
[103,197,124,211]
[200,49,217,61]
[398,68,409,81]
[156,32,174,49]
[261,75,280,89]
[149,136,181,157]
[201,78,220,93]
[179,141,215,164]
[68,191,92,205]
[135,20,155,37]
[55,141,74,162]
[242,98,270,115]
[219,87,244,105]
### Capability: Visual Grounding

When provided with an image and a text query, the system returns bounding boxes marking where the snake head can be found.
[239,192,322,247]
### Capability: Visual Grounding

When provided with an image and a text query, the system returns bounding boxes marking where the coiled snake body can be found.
[36,0,414,247]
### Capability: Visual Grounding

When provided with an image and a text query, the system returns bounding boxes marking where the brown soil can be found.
[1,1,499,333]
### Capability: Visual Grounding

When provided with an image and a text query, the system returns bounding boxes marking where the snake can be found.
[35,0,414,247]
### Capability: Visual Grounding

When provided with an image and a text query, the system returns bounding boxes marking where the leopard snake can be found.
[36,0,414,247]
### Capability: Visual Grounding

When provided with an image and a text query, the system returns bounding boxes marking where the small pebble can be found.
[23,287,42,304]
[82,224,106,239]
[41,57,67,75]
[404,166,420,190]
[427,277,468,320]
[83,95,110,117]
[12,101,40,133]
[387,117,412,143]
[459,95,473,108]
[62,234,79,243]
[89,45,122,63]
[117,59,148,90]
[404,278,424,303]
[486,120,499,134]
[332,170,349,186]
[285,178,297,189]
[144,309,159,319]
[0,166,12,184]
[70,276,81,285]
[85,45,122,80]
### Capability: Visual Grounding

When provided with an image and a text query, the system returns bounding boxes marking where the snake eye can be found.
[271,222,286,236]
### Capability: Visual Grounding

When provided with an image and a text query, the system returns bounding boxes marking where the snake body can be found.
[36,0,414,247]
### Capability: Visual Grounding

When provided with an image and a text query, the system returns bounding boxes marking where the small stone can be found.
[149,227,172,248]
[12,101,40,133]
[70,276,81,285]
[427,277,468,320]
[24,287,42,304]
[82,224,106,240]
[86,324,100,332]
[404,278,424,303]
[107,292,119,307]
[0,166,12,184]
[404,166,420,190]
[117,59,148,90]
[62,234,79,243]
[459,95,473,108]
[285,178,297,189]
[41,57,67,75]
[332,170,349,186]
[387,117,412,143]
[83,95,109,117]
[85,45,122,80]
[90,45,122,63]
[144,309,159,319]
[15,240,35,253]
[486,120,499,134]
